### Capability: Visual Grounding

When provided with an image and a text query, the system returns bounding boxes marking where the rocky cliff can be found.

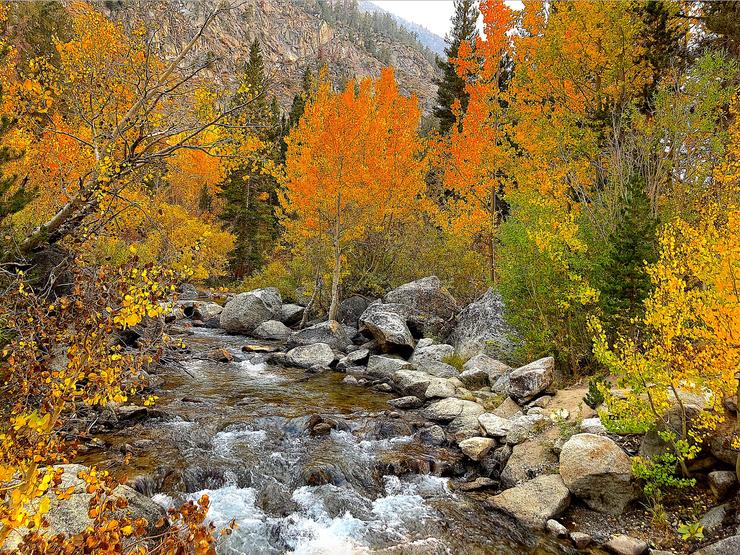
[98,0,441,113]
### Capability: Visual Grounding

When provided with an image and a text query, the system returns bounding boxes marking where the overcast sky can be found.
[369,1,456,37]
[368,1,524,38]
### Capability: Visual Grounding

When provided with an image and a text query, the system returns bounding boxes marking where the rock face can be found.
[220,288,282,334]
[359,306,416,355]
[559,433,635,515]
[448,288,516,360]
[252,320,292,340]
[287,321,352,351]
[487,474,571,530]
[3,464,167,551]
[285,343,336,369]
[383,276,458,337]
[98,0,441,115]
[508,357,554,402]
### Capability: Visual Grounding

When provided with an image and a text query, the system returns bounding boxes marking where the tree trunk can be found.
[328,192,341,322]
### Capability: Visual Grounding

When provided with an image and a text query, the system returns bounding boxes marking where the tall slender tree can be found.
[434,0,479,133]
[218,39,278,279]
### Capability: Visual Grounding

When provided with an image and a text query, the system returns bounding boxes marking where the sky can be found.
[368,1,455,37]
[368,1,524,38]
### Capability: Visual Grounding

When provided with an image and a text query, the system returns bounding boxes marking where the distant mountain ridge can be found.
[358,1,447,57]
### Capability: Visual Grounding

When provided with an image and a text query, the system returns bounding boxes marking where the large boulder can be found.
[285,343,336,369]
[337,295,372,327]
[252,320,292,340]
[459,437,496,461]
[691,535,740,555]
[422,398,484,422]
[416,360,459,379]
[393,370,432,398]
[448,288,516,360]
[410,343,454,367]
[359,306,415,356]
[424,378,457,399]
[367,355,412,381]
[463,354,511,382]
[219,288,282,334]
[175,300,223,327]
[559,433,636,515]
[3,464,167,551]
[287,321,352,351]
[478,413,514,438]
[383,276,458,337]
[500,437,559,488]
[508,357,554,402]
[280,304,305,326]
[487,474,571,530]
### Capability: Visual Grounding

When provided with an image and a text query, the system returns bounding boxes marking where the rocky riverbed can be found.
[52,277,740,554]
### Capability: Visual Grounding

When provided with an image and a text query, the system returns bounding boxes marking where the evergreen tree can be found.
[434,0,479,134]
[218,39,278,279]
[599,175,659,337]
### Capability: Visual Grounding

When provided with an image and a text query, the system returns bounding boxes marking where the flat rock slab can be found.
[487,474,570,530]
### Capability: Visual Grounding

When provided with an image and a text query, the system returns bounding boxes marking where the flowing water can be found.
[80,327,570,554]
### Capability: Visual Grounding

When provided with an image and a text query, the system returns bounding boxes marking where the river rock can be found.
[177,282,199,300]
[691,535,740,555]
[367,355,412,380]
[493,397,524,419]
[508,357,554,402]
[448,288,515,360]
[287,321,352,351]
[453,477,497,491]
[3,464,167,551]
[393,370,432,398]
[463,354,511,381]
[506,413,549,445]
[419,425,446,445]
[219,288,282,334]
[343,375,358,385]
[252,319,292,340]
[700,504,728,537]
[459,367,489,390]
[500,438,559,488]
[570,532,592,549]
[423,398,484,422]
[424,378,457,399]
[478,413,514,437]
[546,519,568,537]
[580,417,607,435]
[709,470,737,500]
[388,396,423,410]
[336,348,370,370]
[448,414,483,441]
[559,433,635,514]
[411,343,454,366]
[480,444,512,479]
[383,276,458,337]
[491,373,511,395]
[337,294,371,326]
[487,474,571,530]
[459,437,496,461]
[280,303,305,325]
[417,360,459,379]
[285,343,336,369]
[604,534,647,555]
[359,306,415,356]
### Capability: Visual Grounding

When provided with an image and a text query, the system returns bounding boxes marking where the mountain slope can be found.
[98,0,441,113]
[359,1,446,56]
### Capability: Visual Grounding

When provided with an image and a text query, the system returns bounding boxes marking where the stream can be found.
[79,327,570,554]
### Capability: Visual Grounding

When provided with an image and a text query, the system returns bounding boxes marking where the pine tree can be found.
[434,0,479,134]
[599,175,659,336]
[217,39,278,279]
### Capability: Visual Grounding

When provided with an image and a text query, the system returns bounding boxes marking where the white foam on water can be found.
[213,428,268,456]
[237,360,286,384]
[152,493,175,510]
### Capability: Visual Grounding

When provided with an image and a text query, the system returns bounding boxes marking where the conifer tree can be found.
[434,0,479,133]
[599,175,659,336]
[218,39,278,279]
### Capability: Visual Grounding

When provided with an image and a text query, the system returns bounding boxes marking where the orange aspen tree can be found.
[441,0,514,283]
[280,67,426,321]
